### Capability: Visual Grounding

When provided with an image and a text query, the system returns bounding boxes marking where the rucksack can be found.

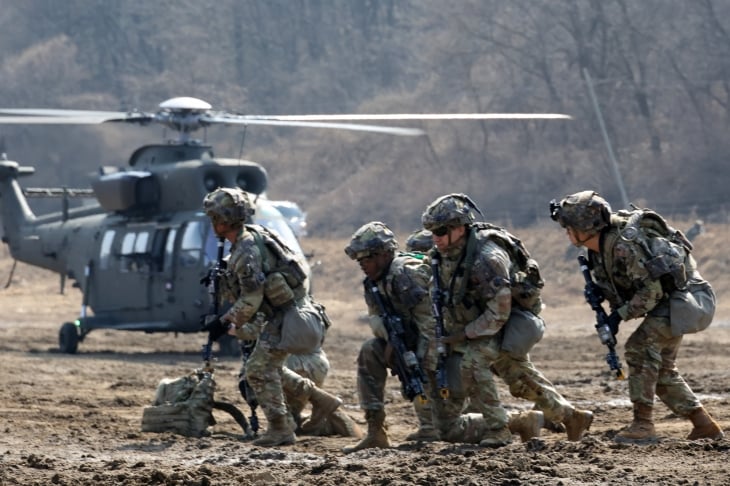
[609,207,714,335]
[462,222,545,315]
[610,207,692,291]
[246,224,308,290]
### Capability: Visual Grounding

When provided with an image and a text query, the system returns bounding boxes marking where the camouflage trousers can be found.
[283,348,330,419]
[245,338,317,420]
[430,336,509,441]
[491,350,574,424]
[624,315,700,417]
[355,337,433,429]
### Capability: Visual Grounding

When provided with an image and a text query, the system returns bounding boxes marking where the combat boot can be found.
[615,403,656,443]
[405,425,439,441]
[328,410,365,438]
[563,408,594,441]
[687,407,724,440]
[302,387,342,433]
[253,414,296,447]
[406,397,438,441]
[508,410,544,442]
[342,409,390,454]
[478,426,512,448]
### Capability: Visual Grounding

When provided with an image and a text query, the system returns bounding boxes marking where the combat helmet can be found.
[344,221,399,260]
[203,187,255,226]
[405,229,433,253]
[421,193,482,232]
[549,190,611,234]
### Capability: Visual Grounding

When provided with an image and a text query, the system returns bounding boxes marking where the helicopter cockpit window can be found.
[120,230,151,272]
[99,230,115,271]
[180,221,206,267]
[164,228,177,271]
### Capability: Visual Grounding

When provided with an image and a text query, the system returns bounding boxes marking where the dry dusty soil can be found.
[1,235,729,486]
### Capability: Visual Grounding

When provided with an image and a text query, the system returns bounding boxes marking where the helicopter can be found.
[0,96,570,354]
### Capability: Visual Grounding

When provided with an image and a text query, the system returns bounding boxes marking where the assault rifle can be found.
[366,278,428,403]
[199,238,256,438]
[201,237,227,370]
[430,251,450,399]
[577,255,626,380]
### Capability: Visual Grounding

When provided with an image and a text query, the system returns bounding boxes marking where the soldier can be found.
[422,193,593,446]
[342,222,438,453]
[550,190,724,442]
[202,187,342,447]
[343,221,543,452]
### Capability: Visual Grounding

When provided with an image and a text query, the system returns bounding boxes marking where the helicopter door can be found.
[145,227,177,318]
[93,228,153,311]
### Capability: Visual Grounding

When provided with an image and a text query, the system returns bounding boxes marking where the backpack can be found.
[610,207,692,291]
[462,222,545,315]
[246,225,330,352]
[246,224,308,291]
[609,207,714,335]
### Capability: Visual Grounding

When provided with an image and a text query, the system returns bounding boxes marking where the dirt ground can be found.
[1,236,729,486]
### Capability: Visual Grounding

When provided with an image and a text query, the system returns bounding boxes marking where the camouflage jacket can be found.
[587,223,697,320]
[430,233,512,352]
[364,253,434,364]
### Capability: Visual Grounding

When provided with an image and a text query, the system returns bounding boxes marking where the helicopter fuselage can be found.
[0,146,308,352]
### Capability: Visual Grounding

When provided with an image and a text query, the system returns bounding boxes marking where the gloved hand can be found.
[605,311,621,335]
[200,314,230,341]
[584,282,604,305]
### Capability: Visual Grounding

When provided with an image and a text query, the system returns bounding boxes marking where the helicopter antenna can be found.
[237,127,248,162]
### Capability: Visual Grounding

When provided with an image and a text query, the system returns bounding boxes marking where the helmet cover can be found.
[549,190,611,234]
[421,193,481,231]
[203,187,255,225]
[344,221,399,260]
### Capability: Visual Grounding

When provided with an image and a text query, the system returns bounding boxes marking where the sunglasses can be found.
[431,226,450,237]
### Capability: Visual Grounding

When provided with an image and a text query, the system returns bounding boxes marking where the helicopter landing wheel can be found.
[59,322,79,354]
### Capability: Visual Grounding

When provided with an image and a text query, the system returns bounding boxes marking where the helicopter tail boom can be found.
[0,161,37,247]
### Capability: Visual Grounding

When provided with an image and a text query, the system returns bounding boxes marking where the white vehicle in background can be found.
[269,200,308,239]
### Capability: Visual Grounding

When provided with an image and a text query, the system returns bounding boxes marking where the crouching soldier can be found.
[422,194,594,445]
[202,187,341,447]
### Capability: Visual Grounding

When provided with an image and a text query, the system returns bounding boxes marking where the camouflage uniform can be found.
[551,190,723,442]
[343,222,437,453]
[423,194,593,445]
[203,187,341,447]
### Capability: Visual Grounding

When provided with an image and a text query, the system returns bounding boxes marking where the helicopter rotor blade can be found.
[203,114,425,136]
[0,108,133,118]
[0,110,153,125]
[262,113,573,121]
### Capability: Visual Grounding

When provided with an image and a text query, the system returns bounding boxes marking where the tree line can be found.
[0,0,728,233]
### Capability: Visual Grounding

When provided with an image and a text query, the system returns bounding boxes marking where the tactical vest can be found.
[246,224,308,307]
[459,223,544,315]
[603,208,693,291]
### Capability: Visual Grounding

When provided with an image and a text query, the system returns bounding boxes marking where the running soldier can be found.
[550,190,723,442]
[343,221,543,452]
[342,222,438,453]
[422,193,593,446]
[202,187,341,447]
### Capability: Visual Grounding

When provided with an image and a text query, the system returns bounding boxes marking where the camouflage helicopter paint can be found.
[0,97,570,353]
